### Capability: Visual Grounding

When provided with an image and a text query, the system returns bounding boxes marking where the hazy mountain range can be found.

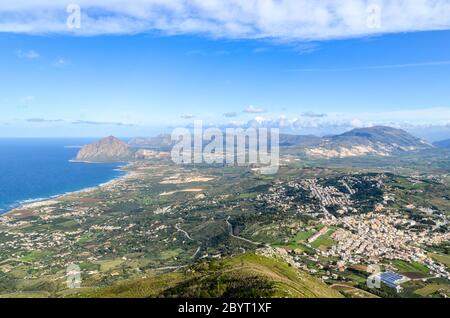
[76,126,446,162]
[433,139,450,148]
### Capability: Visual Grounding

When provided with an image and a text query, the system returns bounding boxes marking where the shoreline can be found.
[1,162,132,217]
[69,159,128,164]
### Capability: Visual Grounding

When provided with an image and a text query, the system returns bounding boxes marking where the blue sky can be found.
[0,1,450,140]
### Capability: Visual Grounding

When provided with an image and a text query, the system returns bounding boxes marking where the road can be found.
[175,223,193,241]
[226,216,262,246]
[192,246,201,258]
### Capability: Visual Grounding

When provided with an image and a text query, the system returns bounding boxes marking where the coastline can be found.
[69,159,128,164]
[1,162,132,217]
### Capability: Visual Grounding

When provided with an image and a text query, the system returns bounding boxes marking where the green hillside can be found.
[71,253,343,298]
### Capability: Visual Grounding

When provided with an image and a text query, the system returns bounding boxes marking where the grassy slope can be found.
[429,253,450,268]
[71,254,343,298]
[392,260,429,274]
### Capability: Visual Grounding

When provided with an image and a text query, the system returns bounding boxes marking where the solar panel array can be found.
[379,272,403,288]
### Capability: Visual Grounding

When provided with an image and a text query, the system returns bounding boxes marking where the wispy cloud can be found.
[185,50,206,56]
[252,47,270,54]
[1,1,450,40]
[223,112,238,118]
[291,43,320,55]
[53,57,69,67]
[24,118,134,126]
[215,50,230,55]
[243,105,266,114]
[16,49,39,59]
[222,107,450,133]
[71,120,134,126]
[26,118,63,123]
[291,60,450,72]
[301,112,327,118]
[180,114,195,119]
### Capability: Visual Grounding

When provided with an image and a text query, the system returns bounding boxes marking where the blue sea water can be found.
[0,139,126,214]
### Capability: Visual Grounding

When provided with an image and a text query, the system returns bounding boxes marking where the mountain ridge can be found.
[79,127,433,162]
[127,126,431,158]
[304,126,432,158]
[434,138,450,148]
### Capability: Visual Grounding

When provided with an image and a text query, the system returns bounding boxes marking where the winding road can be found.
[226,216,263,246]
[175,223,193,241]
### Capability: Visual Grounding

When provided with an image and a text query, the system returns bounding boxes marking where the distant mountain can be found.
[333,126,428,146]
[433,139,450,148]
[129,133,322,149]
[128,134,174,149]
[75,136,133,162]
[303,126,432,158]
[279,134,322,147]
[127,126,432,159]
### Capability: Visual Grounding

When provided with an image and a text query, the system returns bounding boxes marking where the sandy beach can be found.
[2,162,133,217]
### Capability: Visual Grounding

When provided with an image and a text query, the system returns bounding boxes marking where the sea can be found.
[0,138,126,214]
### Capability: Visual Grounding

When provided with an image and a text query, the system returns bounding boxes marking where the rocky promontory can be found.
[75,136,133,162]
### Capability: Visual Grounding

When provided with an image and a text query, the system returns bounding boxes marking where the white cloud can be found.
[244,105,266,113]
[220,107,450,132]
[301,111,327,118]
[71,120,135,126]
[16,49,39,59]
[26,117,63,123]
[223,112,238,118]
[1,1,450,40]
[350,119,365,128]
[291,60,450,72]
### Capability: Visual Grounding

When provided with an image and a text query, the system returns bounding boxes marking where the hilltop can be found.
[303,126,432,158]
[75,136,133,162]
[71,253,343,298]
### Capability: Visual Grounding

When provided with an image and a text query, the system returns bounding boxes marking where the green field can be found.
[98,259,125,272]
[429,253,450,267]
[414,283,449,297]
[310,229,336,250]
[294,230,315,241]
[20,250,52,263]
[392,260,429,274]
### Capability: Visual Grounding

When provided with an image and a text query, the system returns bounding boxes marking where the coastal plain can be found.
[0,146,449,298]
